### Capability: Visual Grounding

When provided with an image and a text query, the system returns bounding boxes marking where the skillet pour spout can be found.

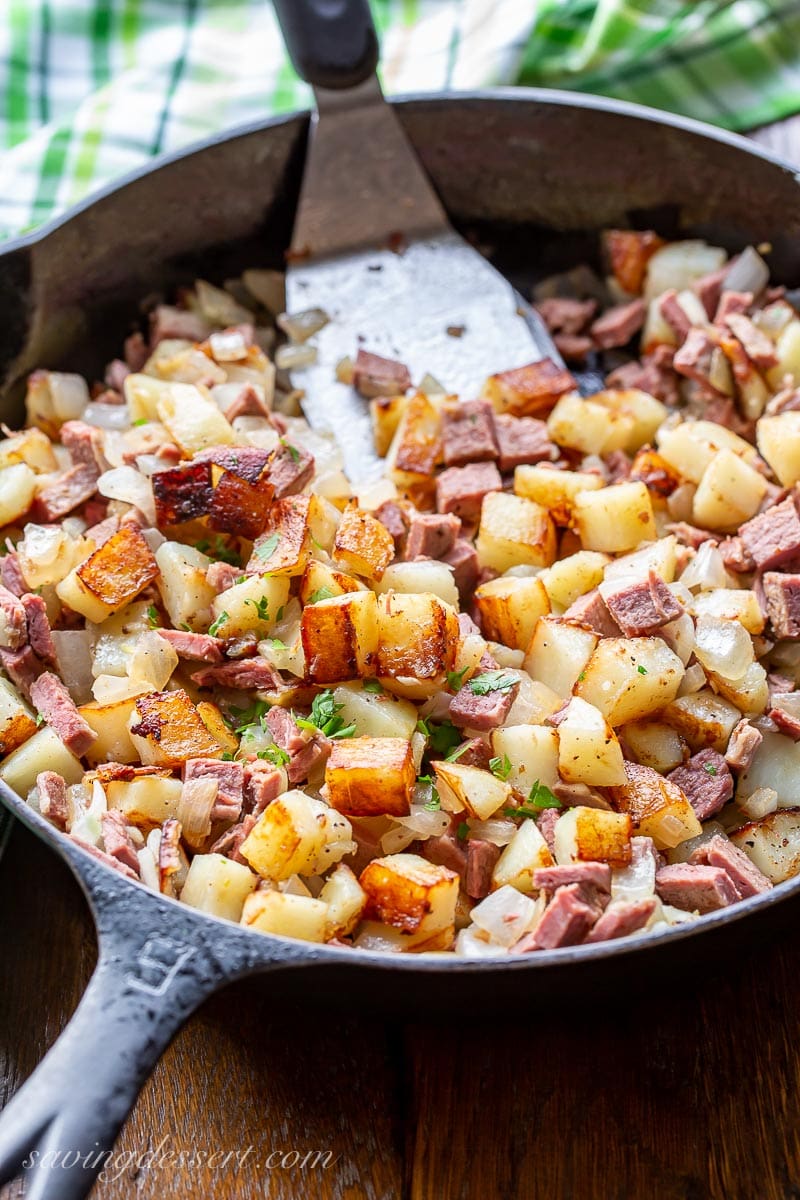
[0,36,800,1200]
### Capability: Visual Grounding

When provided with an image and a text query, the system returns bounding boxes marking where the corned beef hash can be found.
[1,232,800,956]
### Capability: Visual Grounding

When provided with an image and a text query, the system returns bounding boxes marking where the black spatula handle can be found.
[272,0,379,90]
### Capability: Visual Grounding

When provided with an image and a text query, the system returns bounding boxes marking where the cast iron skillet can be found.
[2,8,800,1198]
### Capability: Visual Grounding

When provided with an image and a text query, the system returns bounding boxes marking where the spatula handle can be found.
[273,0,379,90]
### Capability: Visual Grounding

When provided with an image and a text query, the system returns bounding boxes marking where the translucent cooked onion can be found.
[677,662,706,696]
[52,630,95,704]
[694,614,753,681]
[92,674,150,704]
[611,839,656,902]
[277,307,329,343]
[665,822,726,865]
[380,825,418,855]
[455,927,507,958]
[395,806,451,838]
[98,466,156,526]
[335,355,354,384]
[20,522,66,567]
[679,541,727,591]
[137,845,159,891]
[666,482,696,522]
[82,401,131,431]
[209,328,248,362]
[141,527,166,552]
[470,885,538,948]
[275,343,318,370]
[128,630,178,690]
[724,245,769,296]
[49,373,90,420]
[738,787,779,821]
[177,777,218,849]
[465,817,517,846]
[661,612,695,666]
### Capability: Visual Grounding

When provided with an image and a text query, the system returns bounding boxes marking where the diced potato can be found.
[514,465,604,526]
[156,381,234,453]
[656,419,759,484]
[0,725,83,796]
[475,575,550,651]
[576,637,684,726]
[608,761,702,849]
[106,774,183,827]
[302,590,379,683]
[476,491,556,574]
[319,863,367,938]
[692,449,766,531]
[331,681,418,741]
[241,890,329,943]
[433,761,512,820]
[554,805,632,866]
[241,790,352,880]
[155,541,216,632]
[386,393,442,502]
[374,559,459,610]
[547,391,635,455]
[593,389,668,453]
[0,427,58,473]
[756,412,800,487]
[663,688,743,752]
[325,736,415,817]
[620,720,687,773]
[370,394,409,457]
[359,852,458,936]
[481,361,574,418]
[573,482,656,554]
[127,630,178,691]
[17,523,88,589]
[128,689,222,766]
[538,551,609,611]
[57,526,159,623]
[333,503,394,580]
[375,592,458,684]
[299,560,366,605]
[729,809,800,883]
[78,698,139,765]
[491,819,555,893]
[767,319,800,389]
[209,573,291,638]
[0,463,37,527]
[692,589,765,635]
[603,536,678,584]
[90,601,152,678]
[0,678,37,756]
[26,370,90,434]
[524,617,597,698]
[490,725,560,793]
[196,701,239,754]
[604,229,665,295]
[737,730,800,808]
[707,661,768,718]
[180,853,257,922]
[124,373,168,422]
[556,696,627,787]
[249,495,320,577]
[643,240,727,301]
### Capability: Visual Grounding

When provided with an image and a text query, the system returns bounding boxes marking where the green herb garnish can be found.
[446,666,468,691]
[228,700,270,734]
[416,718,462,758]
[457,822,470,841]
[256,533,281,562]
[132,418,148,427]
[489,753,512,781]
[208,611,228,637]
[281,439,301,464]
[264,637,287,651]
[363,679,383,693]
[308,585,335,604]
[146,604,160,628]
[244,595,270,621]
[637,664,648,675]
[417,774,441,811]
[445,743,469,762]
[258,745,291,767]
[468,671,517,696]
[296,690,356,740]
[703,762,718,776]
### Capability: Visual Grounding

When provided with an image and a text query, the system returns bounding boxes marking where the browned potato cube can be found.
[608,760,702,849]
[481,359,576,418]
[359,852,459,934]
[476,491,557,573]
[370,394,409,457]
[325,736,415,817]
[333,502,395,580]
[375,592,459,682]
[249,495,313,576]
[474,575,550,650]
[387,392,442,502]
[207,468,274,540]
[603,229,665,295]
[58,526,160,622]
[299,560,366,605]
[301,590,379,683]
[128,689,222,766]
[553,806,632,867]
[152,461,214,528]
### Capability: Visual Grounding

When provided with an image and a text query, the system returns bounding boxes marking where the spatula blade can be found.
[285,230,557,485]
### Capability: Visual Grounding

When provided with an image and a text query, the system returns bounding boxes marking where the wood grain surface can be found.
[2,117,800,1200]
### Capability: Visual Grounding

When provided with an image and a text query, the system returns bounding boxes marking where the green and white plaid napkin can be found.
[0,0,798,243]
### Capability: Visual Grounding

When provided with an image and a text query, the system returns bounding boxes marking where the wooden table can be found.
[2,115,800,1200]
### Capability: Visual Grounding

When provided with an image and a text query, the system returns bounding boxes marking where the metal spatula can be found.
[272,0,562,484]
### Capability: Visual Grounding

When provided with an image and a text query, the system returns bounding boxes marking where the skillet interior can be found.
[1,91,800,1007]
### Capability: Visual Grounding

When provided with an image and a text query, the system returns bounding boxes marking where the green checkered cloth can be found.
[0,0,798,243]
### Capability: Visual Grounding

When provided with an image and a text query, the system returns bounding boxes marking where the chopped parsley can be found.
[504,780,562,819]
[195,535,241,566]
[221,751,235,762]
[417,774,441,810]
[363,679,383,693]
[256,533,281,562]
[244,595,270,621]
[258,745,291,767]
[229,699,270,734]
[275,606,285,622]
[446,666,468,692]
[264,637,287,651]
[468,670,517,696]
[35,712,44,727]
[281,439,301,464]
[489,753,513,781]
[637,664,648,675]
[445,742,469,762]
[578,671,586,682]
[132,417,149,427]
[308,585,335,604]
[703,762,718,776]
[416,718,462,758]
[208,611,228,637]
[457,822,470,841]
[146,604,160,628]
[296,690,356,740]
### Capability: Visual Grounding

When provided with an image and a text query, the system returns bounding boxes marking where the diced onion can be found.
[52,630,95,704]
[82,401,131,431]
[97,466,156,526]
[466,817,517,846]
[277,307,329,344]
[738,786,778,821]
[470,885,538,947]
[680,541,727,591]
[455,927,507,957]
[335,356,354,384]
[694,614,753,681]
[275,343,318,370]
[395,806,451,839]
[209,329,248,362]
[677,662,706,696]
[177,777,218,849]
[724,245,769,296]
[665,822,726,864]
[611,837,656,902]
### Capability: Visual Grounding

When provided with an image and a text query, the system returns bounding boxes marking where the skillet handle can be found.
[272,0,379,90]
[0,852,276,1200]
